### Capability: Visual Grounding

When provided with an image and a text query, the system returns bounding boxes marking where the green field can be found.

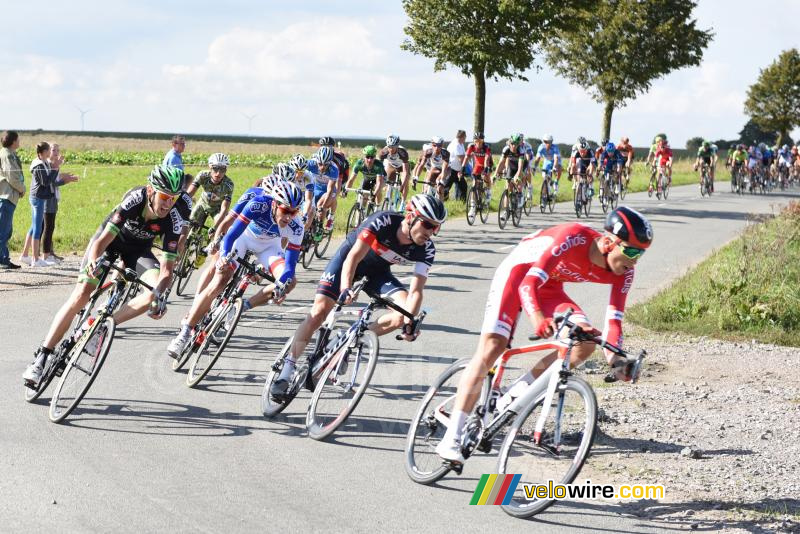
[8,158,702,255]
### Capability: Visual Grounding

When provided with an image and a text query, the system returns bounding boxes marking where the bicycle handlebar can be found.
[101,259,154,292]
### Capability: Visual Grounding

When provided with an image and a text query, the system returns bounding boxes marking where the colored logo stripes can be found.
[469,474,521,505]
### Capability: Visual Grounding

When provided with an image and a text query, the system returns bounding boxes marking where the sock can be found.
[179,324,192,337]
[242,299,253,312]
[445,409,468,442]
[278,358,296,381]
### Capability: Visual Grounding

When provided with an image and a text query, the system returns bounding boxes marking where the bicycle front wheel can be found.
[346,204,363,234]
[497,376,598,518]
[306,330,379,440]
[187,297,243,388]
[315,227,332,258]
[466,187,477,226]
[498,190,510,229]
[49,317,116,423]
[511,193,522,227]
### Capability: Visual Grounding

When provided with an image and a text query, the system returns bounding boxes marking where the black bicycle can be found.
[344,187,378,234]
[173,221,211,296]
[465,175,490,225]
[539,169,557,214]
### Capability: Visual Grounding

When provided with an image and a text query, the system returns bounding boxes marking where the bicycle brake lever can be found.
[123,268,138,282]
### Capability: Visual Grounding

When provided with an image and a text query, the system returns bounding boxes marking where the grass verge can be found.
[628,202,800,346]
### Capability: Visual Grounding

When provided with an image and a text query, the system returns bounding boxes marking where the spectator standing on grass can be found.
[42,143,78,262]
[0,131,25,270]
[445,130,467,201]
[163,135,186,170]
[19,142,78,266]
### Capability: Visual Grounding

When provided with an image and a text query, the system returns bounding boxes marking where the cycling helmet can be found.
[407,193,447,225]
[606,142,616,152]
[260,175,280,193]
[271,180,303,210]
[577,136,587,145]
[578,140,589,150]
[208,152,230,167]
[319,136,335,147]
[431,136,444,146]
[509,133,522,144]
[362,145,378,158]
[782,144,789,151]
[273,162,294,181]
[738,144,746,151]
[543,134,554,143]
[702,140,710,148]
[759,142,767,150]
[315,146,334,165]
[654,135,663,143]
[149,165,184,195]
[473,131,485,139]
[288,154,308,172]
[605,206,653,249]
[386,134,400,147]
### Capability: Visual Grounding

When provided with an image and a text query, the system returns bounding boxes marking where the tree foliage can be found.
[744,49,800,146]
[738,119,778,146]
[685,137,704,153]
[544,0,712,140]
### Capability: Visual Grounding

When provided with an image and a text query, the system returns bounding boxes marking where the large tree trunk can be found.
[777,129,787,146]
[601,99,615,143]
[473,66,486,135]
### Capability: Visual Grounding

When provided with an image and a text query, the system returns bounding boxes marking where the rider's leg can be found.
[289,294,336,360]
[194,251,218,295]
[41,281,95,350]
[112,266,161,325]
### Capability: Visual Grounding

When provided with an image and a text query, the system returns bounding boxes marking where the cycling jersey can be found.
[572,151,596,174]
[103,186,190,262]
[600,149,623,171]
[292,170,314,193]
[317,211,436,300]
[419,146,451,171]
[192,171,234,212]
[378,146,410,170]
[730,150,747,164]
[654,146,673,166]
[352,158,386,188]
[777,148,792,165]
[307,159,340,192]
[481,222,634,351]
[332,150,350,182]
[536,143,561,164]
[697,147,714,163]
[617,142,634,159]
[222,193,304,284]
[501,145,528,177]
[464,142,493,175]
[520,141,534,160]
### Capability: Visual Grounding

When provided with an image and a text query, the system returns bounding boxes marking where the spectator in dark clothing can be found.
[0,130,24,269]
[42,143,78,262]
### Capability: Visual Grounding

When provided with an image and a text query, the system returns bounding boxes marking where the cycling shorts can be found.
[316,241,405,301]
[542,160,562,173]
[79,226,160,285]
[189,203,219,226]
[480,259,589,340]
[226,231,285,277]
[313,182,337,205]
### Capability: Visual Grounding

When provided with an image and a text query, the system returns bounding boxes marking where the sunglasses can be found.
[618,243,646,260]
[277,205,300,217]
[365,156,375,160]
[211,165,227,172]
[416,218,440,232]
[156,191,180,204]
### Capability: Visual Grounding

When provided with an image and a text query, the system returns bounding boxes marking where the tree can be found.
[738,119,777,147]
[686,136,704,153]
[744,49,800,146]
[401,0,589,134]
[544,0,713,142]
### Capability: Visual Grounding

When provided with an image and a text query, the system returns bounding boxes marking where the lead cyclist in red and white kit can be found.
[436,206,654,463]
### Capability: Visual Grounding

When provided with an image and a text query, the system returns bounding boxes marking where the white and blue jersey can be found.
[536,143,561,172]
[308,159,340,203]
[222,193,304,284]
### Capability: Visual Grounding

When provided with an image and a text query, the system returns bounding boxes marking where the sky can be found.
[3,0,799,147]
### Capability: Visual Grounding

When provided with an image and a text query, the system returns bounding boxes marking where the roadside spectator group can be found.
[0,131,78,270]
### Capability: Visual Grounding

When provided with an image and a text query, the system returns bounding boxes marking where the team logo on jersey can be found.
[551,234,587,257]
[121,188,144,211]
[149,223,161,233]
[369,214,393,231]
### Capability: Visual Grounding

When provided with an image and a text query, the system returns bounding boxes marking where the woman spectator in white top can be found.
[445,130,467,200]
[19,142,77,266]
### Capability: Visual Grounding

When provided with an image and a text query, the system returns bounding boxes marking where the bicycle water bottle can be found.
[496,371,534,413]
[71,317,95,343]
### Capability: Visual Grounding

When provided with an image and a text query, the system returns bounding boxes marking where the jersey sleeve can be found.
[603,270,633,351]
[222,179,234,202]
[353,159,365,176]
[414,240,435,278]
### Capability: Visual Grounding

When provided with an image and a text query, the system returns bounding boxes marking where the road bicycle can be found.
[497,177,523,229]
[344,187,379,234]
[598,169,618,213]
[730,164,746,194]
[651,166,670,200]
[261,278,425,440]
[404,309,645,518]
[539,169,556,214]
[381,176,405,213]
[172,221,211,296]
[176,252,277,388]
[699,163,713,197]
[572,173,592,218]
[465,175,490,225]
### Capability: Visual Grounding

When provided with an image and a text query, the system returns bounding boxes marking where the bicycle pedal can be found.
[445,460,464,475]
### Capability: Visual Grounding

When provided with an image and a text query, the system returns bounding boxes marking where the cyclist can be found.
[568,139,596,196]
[23,166,190,387]
[693,141,716,192]
[269,194,447,401]
[319,136,350,228]
[777,144,792,184]
[747,144,762,183]
[166,181,305,358]
[493,133,529,194]
[286,154,316,231]
[598,142,623,196]
[436,206,653,463]
[533,134,562,194]
[760,143,774,186]
[652,139,673,190]
[617,136,635,186]
[378,135,411,203]
[412,136,451,200]
[185,153,235,266]
[727,144,748,187]
[462,132,494,203]
[344,145,387,206]
[308,146,340,232]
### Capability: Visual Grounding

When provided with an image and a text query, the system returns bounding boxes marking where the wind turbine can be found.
[241,112,257,134]
[76,107,91,132]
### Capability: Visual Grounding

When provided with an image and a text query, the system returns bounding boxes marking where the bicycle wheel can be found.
[479,188,489,223]
[405,358,471,485]
[583,185,591,217]
[49,317,116,423]
[620,173,628,200]
[306,330,379,440]
[315,227,332,258]
[523,184,532,216]
[301,242,314,269]
[511,192,522,227]
[187,297,244,388]
[663,178,670,199]
[261,331,323,418]
[24,350,64,402]
[539,181,548,214]
[573,186,582,218]
[346,204,363,235]
[498,190,510,229]
[466,187,477,226]
[497,376,598,518]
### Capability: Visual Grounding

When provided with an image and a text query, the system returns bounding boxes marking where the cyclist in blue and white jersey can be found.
[778,144,792,172]
[747,145,762,180]
[167,181,305,358]
[533,134,563,194]
[287,154,316,231]
[308,146,340,231]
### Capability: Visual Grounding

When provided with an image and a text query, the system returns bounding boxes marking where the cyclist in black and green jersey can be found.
[693,140,717,192]
[23,165,190,387]
[184,153,234,266]
[344,145,387,205]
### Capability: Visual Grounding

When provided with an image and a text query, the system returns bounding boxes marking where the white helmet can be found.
[431,136,444,146]
[288,154,308,172]
[271,180,303,210]
[208,152,230,167]
[272,162,293,181]
[386,134,400,147]
[260,175,280,194]
[315,146,334,165]
[407,193,447,225]
[542,134,554,143]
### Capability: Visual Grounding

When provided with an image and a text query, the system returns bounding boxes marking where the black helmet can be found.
[149,165,184,195]
[604,206,653,249]
[473,131,485,139]
[319,136,335,147]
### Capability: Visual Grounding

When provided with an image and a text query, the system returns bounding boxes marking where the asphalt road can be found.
[2,183,797,533]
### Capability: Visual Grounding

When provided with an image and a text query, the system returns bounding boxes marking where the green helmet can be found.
[149,165,184,195]
[702,140,709,148]
[362,145,377,158]
[510,133,522,144]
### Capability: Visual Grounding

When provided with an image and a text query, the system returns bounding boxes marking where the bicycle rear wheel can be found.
[346,204,363,235]
[466,188,477,226]
[497,376,597,518]
[315,227,332,258]
[261,331,323,418]
[479,187,489,223]
[49,317,116,423]
[573,185,582,218]
[187,297,244,388]
[497,190,510,229]
[306,330,379,440]
[301,242,314,268]
[405,358,471,485]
